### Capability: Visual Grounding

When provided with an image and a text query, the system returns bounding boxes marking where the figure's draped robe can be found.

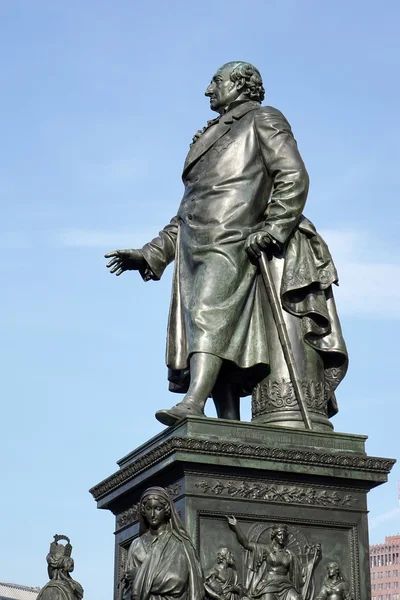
[140,101,348,420]
[36,578,83,600]
[205,566,240,600]
[245,542,303,600]
[124,528,200,600]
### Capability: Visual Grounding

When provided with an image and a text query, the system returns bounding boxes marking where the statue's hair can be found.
[270,523,288,540]
[221,61,265,102]
[218,547,236,568]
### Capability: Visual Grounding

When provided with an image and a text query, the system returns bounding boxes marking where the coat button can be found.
[188,214,193,220]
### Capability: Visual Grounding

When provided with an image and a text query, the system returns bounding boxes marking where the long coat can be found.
[140,101,348,405]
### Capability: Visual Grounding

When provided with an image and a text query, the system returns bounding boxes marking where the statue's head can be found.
[46,535,74,580]
[37,535,83,600]
[327,562,340,578]
[205,61,265,114]
[140,489,171,530]
[216,547,236,567]
[270,523,288,546]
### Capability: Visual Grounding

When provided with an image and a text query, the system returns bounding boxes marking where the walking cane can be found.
[259,252,313,430]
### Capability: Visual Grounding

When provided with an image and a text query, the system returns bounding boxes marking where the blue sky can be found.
[1,0,400,597]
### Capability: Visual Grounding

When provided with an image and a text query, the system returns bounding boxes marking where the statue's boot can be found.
[155,399,205,426]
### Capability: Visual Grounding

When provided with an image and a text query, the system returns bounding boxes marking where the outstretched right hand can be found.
[105,249,146,276]
[226,515,238,529]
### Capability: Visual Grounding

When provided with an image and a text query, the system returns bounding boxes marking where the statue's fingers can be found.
[259,238,271,251]
[106,257,120,268]
[249,240,261,258]
[245,244,257,261]
[110,263,123,273]
[104,251,119,258]
[115,267,125,276]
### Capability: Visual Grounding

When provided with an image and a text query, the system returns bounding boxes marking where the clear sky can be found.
[1,0,399,597]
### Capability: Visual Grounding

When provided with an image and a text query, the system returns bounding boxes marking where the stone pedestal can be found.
[90,418,395,600]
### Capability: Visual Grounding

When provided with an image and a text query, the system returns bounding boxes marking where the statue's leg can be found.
[155,353,223,426]
[212,378,240,420]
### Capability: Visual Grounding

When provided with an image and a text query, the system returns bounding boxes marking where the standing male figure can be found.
[106,61,348,428]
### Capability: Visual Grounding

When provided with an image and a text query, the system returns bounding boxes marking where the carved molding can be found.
[89,436,395,501]
[117,544,128,594]
[117,483,182,527]
[194,479,359,508]
[252,379,328,418]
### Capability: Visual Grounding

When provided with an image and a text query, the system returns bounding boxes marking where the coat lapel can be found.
[183,101,260,177]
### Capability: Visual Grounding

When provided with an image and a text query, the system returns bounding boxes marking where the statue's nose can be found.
[205,84,213,97]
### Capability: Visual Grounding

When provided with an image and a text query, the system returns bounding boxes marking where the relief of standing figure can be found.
[315,562,353,600]
[121,486,204,600]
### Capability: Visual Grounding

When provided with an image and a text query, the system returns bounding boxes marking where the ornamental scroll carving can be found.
[117,483,181,527]
[195,480,359,508]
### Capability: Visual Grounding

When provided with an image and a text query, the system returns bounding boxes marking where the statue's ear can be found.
[234,77,246,91]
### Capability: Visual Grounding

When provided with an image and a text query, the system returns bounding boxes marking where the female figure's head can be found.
[140,492,171,530]
[139,486,179,536]
[326,561,342,581]
[326,562,340,578]
[270,524,288,547]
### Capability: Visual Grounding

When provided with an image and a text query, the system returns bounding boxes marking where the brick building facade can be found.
[371,535,400,600]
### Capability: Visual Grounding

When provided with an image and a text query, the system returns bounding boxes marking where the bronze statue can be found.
[121,486,204,600]
[36,535,84,600]
[105,61,348,428]
[316,562,353,600]
[204,547,242,600]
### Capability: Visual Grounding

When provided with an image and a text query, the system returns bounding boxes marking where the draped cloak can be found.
[140,101,348,414]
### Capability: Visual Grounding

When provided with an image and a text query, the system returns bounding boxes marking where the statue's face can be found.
[327,563,339,577]
[143,496,167,529]
[273,528,287,546]
[216,550,228,564]
[205,65,241,114]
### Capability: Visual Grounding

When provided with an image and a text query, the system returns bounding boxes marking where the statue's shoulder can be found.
[255,105,290,123]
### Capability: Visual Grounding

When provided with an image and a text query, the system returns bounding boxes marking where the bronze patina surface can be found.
[105,61,348,430]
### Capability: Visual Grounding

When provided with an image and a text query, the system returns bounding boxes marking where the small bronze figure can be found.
[316,562,353,600]
[105,61,348,428]
[121,486,204,600]
[204,547,242,600]
[36,535,84,600]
